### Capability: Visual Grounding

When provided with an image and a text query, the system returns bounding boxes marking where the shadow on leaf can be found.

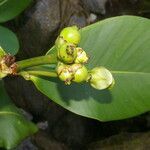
[47,78,113,105]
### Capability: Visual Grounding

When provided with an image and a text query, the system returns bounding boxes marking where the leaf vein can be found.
[0,111,21,117]
[112,71,150,75]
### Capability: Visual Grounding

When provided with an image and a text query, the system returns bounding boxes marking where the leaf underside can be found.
[0,25,19,55]
[31,16,150,121]
[0,81,38,149]
[0,0,32,22]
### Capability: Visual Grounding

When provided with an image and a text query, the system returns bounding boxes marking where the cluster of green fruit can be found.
[55,26,114,90]
[55,26,89,85]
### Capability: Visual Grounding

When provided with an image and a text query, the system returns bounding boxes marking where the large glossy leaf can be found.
[0,81,38,149]
[0,25,19,55]
[30,16,150,121]
[0,0,32,22]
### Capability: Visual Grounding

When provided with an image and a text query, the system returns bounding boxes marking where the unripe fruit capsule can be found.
[56,62,73,85]
[72,64,88,83]
[55,36,66,50]
[75,47,89,64]
[60,26,81,45]
[57,43,77,64]
[59,68,73,85]
[87,67,114,90]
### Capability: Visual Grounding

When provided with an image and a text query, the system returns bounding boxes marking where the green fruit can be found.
[56,62,66,75]
[57,43,77,64]
[88,67,114,90]
[55,36,66,50]
[56,62,73,85]
[75,47,89,64]
[72,64,88,83]
[59,68,73,85]
[60,26,81,45]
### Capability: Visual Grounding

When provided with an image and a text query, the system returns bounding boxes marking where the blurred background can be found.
[3,0,150,149]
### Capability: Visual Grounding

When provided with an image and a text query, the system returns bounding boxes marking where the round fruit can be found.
[56,63,73,85]
[72,64,88,83]
[60,26,81,45]
[88,67,114,90]
[57,43,77,64]
[55,36,66,50]
[75,47,89,64]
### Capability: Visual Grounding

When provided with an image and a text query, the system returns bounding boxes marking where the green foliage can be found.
[0,2,38,149]
[30,16,150,121]
[0,0,33,53]
[0,25,37,149]
[0,25,19,55]
[0,0,32,22]
[0,81,38,149]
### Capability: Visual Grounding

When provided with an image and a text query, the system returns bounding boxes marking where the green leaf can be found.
[46,46,57,55]
[0,25,19,55]
[0,81,38,149]
[0,0,32,22]
[30,16,150,121]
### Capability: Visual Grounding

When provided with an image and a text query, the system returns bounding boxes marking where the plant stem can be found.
[16,54,57,71]
[24,70,57,78]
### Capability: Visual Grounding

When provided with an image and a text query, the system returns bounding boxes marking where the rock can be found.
[105,0,142,16]
[16,138,38,150]
[81,0,108,15]
[59,0,88,28]
[50,113,150,149]
[81,0,143,17]
[139,0,150,18]
[4,76,66,122]
[32,130,68,150]
[17,0,60,58]
[88,131,150,150]
[37,121,48,130]
[87,13,98,24]
[50,112,98,149]
[50,113,88,149]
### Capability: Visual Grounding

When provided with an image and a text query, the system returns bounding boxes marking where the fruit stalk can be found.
[22,70,57,77]
[16,54,57,71]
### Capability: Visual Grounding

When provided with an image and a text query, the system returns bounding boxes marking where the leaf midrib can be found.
[112,71,150,75]
[0,0,8,6]
[0,111,21,117]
